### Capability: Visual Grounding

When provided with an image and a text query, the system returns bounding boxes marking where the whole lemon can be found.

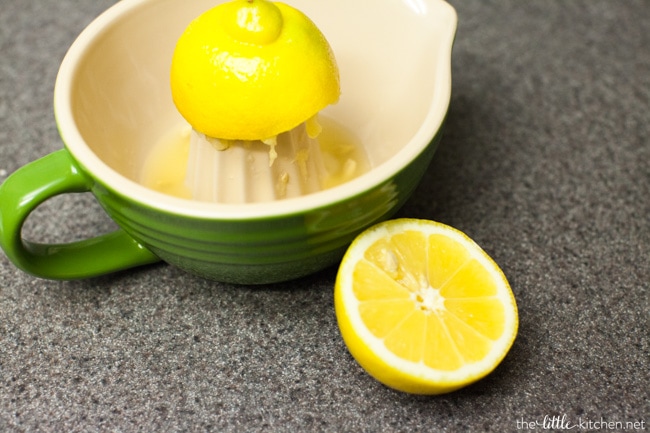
[170,0,340,141]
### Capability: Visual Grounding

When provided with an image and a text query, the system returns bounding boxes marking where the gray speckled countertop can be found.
[1,0,648,431]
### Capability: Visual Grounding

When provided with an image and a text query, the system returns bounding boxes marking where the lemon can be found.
[334,219,518,394]
[170,0,340,141]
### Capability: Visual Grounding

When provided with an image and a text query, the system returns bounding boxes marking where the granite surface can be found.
[1,0,648,431]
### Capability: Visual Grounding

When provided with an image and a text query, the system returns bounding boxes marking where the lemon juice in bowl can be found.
[139,0,369,203]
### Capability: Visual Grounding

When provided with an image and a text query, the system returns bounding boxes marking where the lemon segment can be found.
[170,0,340,141]
[334,219,518,394]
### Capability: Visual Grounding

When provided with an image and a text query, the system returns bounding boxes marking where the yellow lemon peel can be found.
[170,0,340,141]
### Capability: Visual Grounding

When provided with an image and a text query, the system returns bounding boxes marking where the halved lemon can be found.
[334,219,518,394]
[170,0,340,141]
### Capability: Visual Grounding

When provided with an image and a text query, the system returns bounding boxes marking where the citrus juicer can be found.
[185,122,328,203]
[0,0,457,283]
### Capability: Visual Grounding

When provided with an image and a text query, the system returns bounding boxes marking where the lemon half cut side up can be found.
[334,219,519,395]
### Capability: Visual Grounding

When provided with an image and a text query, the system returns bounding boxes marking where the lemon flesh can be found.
[170,0,340,141]
[334,219,519,395]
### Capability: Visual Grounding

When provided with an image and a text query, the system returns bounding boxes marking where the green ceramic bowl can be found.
[0,0,457,284]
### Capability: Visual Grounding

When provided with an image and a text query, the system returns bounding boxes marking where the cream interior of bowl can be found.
[55,0,456,217]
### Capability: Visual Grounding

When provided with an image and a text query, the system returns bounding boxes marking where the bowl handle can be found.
[0,149,160,279]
